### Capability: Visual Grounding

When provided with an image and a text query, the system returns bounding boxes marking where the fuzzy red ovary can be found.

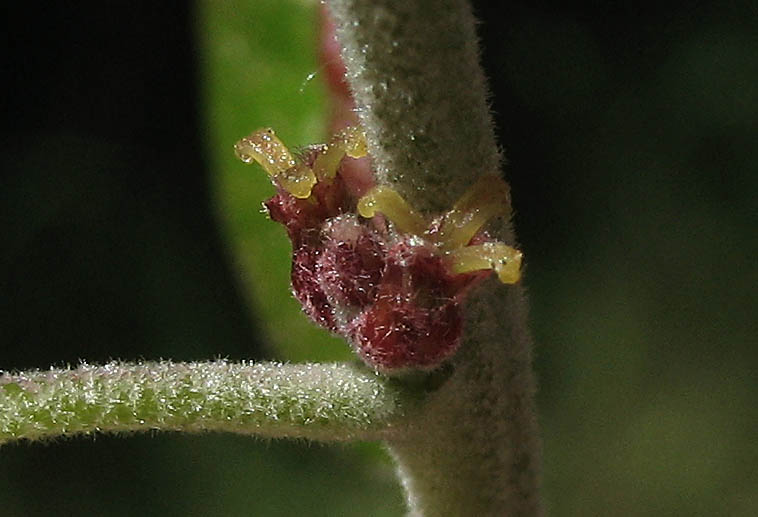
[318,215,386,309]
[350,299,463,371]
[290,245,337,331]
[346,240,484,370]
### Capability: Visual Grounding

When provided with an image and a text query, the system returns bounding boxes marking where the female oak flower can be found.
[235,127,521,373]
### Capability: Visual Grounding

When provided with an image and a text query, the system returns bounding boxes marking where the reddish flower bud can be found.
[236,126,520,373]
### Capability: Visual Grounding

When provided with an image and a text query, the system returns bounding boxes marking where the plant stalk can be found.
[0,360,410,445]
[327,0,543,514]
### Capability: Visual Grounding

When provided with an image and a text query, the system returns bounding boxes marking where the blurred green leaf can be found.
[197,0,352,362]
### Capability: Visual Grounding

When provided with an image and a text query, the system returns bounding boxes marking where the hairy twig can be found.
[327,0,542,514]
[0,360,411,445]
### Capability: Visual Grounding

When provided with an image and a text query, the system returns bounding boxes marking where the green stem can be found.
[0,360,411,445]
[327,0,543,514]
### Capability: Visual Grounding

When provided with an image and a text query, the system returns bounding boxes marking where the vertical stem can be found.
[389,286,542,515]
[328,0,502,213]
[327,0,542,514]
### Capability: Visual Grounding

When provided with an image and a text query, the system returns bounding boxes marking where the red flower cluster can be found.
[236,128,520,373]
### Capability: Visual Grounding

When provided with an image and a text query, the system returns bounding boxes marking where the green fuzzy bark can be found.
[327,0,543,514]
[0,360,411,445]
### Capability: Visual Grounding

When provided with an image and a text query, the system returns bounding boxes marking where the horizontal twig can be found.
[0,360,412,445]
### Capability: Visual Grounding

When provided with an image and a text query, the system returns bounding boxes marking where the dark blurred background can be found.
[1,0,756,515]
[478,2,757,514]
